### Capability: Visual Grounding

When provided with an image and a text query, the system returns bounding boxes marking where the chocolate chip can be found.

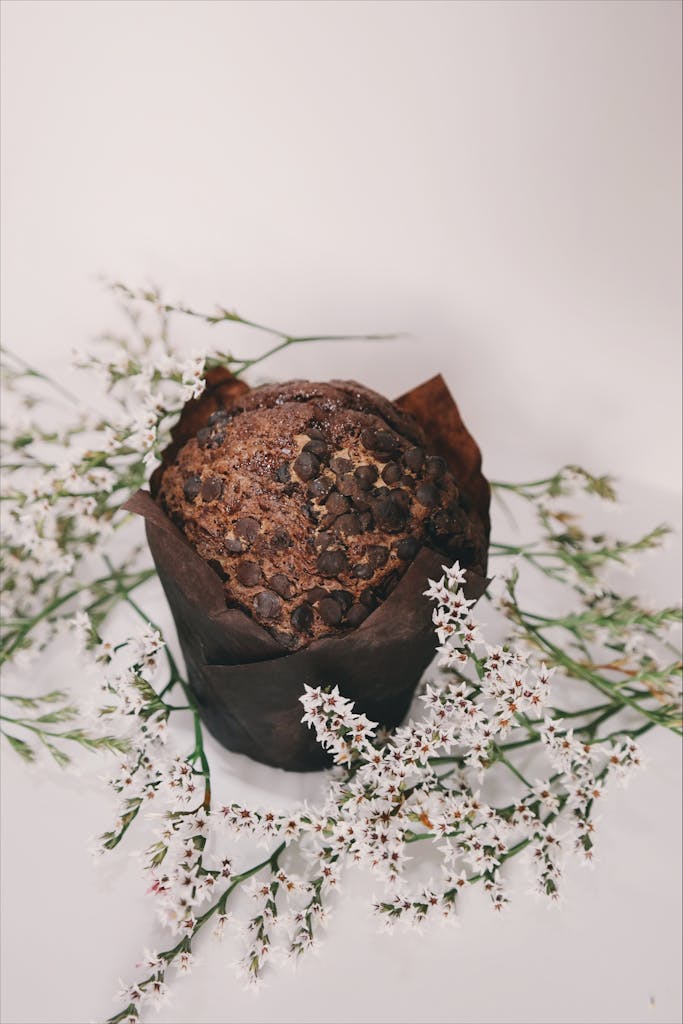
[334,513,362,536]
[197,427,211,447]
[316,549,349,577]
[271,529,292,549]
[253,590,282,620]
[237,561,262,587]
[391,488,412,512]
[303,439,329,459]
[183,475,202,501]
[366,544,389,568]
[201,476,223,502]
[326,492,350,516]
[273,630,298,651]
[293,451,320,482]
[425,455,447,481]
[275,464,291,484]
[403,446,425,471]
[365,428,399,453]
[352,562,373,580]
[416,483,439,508]
[290,603,314,633]
[330,456,352,476]
[314,531,334,551]
[347,603,370,627]
[373,494,406,532]
[381,462,402,485]
[355,464,378,489]
[431,510,454,535]
[331,589,353,613]
[208,409,229,426]
[350,490,371,512]
[307,427,326,441]
[318,597,342,626]
[234,516,260,542]
[308,476,334,501]
[270,573,294,599]
[224,536,244,554]
[360,587,378,609]
[306,586,329,604]
[396,536,420,560]
[359,511,374,532]
[337,473,357,497]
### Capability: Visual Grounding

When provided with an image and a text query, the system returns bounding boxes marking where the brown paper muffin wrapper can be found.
[124,372,490,771]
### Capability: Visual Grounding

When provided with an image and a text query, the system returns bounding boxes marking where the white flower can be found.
[146,713,169,743]
[147,977,171,1011]
[71,610,93,649]
[115,980,144,1004]
[443,561,467,587]
[531,780,559,814]
[86,467,117,489]
[176,949,195,974]
[137,949,164,972]
[213,911,232,940]
[423,578,450,604]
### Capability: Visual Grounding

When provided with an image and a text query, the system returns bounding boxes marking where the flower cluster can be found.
[92,555,660,1022]
[0,285,679,1024]
[0,284,381,687]
[1,330,204,683]
[86,622,176,853]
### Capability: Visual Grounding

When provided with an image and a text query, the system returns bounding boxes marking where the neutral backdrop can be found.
[1,2,682,1024]
[1,0,682,492]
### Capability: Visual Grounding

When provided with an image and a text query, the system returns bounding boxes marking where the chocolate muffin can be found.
[157,380,488,652]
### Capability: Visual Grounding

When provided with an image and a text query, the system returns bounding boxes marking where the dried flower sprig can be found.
[489,470,682,733]
[0,287,388,759]
[100,534,676,1023]
[1,286,680,1024]
[107,280,396,380]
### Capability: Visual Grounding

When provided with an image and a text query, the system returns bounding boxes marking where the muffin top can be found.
[157,379,488,650]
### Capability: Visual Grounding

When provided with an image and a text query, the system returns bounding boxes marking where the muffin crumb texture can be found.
[158,380,487,650]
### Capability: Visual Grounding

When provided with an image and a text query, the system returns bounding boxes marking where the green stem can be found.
[0,567,156,665]
[159,301,289,339]
[491,477,559,493]
[526,623,682,734]
[106,841,286,1024]
[231,331,396,378]
[0,345,81,405]
[117,587,212,809]
[493,746,532,787]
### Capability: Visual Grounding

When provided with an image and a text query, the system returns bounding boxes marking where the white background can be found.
[1,0,681,492]
[1,2,681,1023]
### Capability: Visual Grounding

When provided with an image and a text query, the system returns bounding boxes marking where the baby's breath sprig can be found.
[1,285,389,761]
[108,280,397,380]
[103,544,678,1021]
[488,470,682,734]
[0,557,156,764]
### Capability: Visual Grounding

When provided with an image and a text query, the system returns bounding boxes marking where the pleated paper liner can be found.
[124,371,490,771]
